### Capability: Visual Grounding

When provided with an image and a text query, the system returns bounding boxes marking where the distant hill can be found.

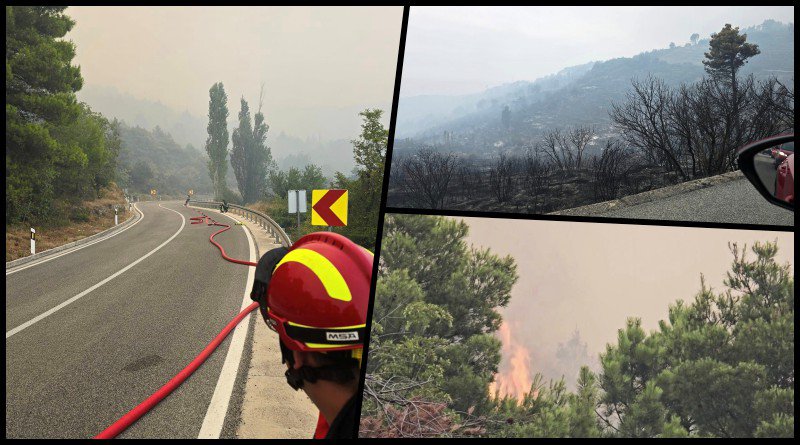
[396,20,794,158]
[116,123,213,196]
[78,85,208,153]
[395,62,596,139]
[79,85,360,181]
[270,132,356,178]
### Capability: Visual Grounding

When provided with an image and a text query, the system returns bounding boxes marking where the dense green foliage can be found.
[362,217,793,438]
[6,6,120,224]
[205,82,230,200]
[331,109,389,250]
[362,215,518,436]
[263,163,329,236]
[593,241,794,438]
[268,164,328,200]
[260,109,388,250]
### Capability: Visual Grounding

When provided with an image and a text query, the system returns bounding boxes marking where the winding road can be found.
[6,201,255,439]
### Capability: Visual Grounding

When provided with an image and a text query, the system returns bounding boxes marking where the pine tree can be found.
[703,24,760,96]
[6,6,83,222]
[598,241,793,437]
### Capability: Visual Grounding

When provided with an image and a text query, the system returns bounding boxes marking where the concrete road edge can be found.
[549,170,745,217]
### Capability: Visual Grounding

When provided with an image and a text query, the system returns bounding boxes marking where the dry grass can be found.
[6,183,132,262]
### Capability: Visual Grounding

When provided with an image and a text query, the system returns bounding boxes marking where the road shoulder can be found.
[6,202,141,271]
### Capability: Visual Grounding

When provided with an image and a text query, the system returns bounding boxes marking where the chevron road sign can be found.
[311,189,348,226]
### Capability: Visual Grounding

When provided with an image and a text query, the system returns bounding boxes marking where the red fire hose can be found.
[95,301,260,439]
[94,209,259,438]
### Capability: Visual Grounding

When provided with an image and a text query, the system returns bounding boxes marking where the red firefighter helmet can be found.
[264,232,373,353]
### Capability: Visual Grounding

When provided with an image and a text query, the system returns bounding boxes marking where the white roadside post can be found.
[115,207,119,225]
[30,228,36,255]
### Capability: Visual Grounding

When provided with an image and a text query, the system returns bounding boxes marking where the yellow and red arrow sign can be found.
[311,189,348,226]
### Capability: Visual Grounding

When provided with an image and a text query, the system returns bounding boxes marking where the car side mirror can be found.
[737,134,794,212]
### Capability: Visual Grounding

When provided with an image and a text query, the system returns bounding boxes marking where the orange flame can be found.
[490,321,533,402]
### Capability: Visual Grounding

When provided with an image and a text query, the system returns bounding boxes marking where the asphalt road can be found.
[6,201,253,439]
[598,177,794,226]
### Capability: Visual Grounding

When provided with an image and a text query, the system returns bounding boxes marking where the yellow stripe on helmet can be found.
[275,248,352,301]
[287,321,366,330]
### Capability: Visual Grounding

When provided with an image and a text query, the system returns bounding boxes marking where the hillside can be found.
[395,20,794,158]
[78,85,209,151]
[116,124,214,197]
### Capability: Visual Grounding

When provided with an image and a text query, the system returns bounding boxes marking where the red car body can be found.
[775,153,794,204]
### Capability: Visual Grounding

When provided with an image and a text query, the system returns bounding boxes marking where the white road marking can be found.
[6,203,145,276]
[5,203,186,339]
[198,215,256,439]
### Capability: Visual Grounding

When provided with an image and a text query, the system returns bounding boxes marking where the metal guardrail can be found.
[189,200,293,248]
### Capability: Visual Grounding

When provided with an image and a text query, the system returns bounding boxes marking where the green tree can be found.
[703,24,760,95]
[103,118,122,190]
[362,214,518,436]
[6,5,83,223]
[265,163,329,232]
[230,97,254,202]
[251,104,273,200]
[599,241,793,437]
[567,367,602,437]
[230,96,272,204]
[205,82,229,200]
[129,160,154,192]
[332,109,389,249]
[49,103,116,198]
[269,164,327,199]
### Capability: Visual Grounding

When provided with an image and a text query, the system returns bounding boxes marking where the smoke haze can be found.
[403,6,794,96]
[461,217,794,388]
[66,6,402,152]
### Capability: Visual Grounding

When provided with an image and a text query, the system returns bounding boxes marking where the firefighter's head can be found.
[250,232,372,391]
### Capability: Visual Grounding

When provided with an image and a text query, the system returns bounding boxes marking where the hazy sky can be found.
[462,217,794,384]
[66,6,402,139]
[402,6,795,97]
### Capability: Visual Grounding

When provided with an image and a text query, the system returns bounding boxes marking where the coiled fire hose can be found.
[95,209,260,439]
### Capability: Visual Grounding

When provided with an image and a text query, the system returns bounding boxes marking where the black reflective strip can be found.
[284,323,366,345]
